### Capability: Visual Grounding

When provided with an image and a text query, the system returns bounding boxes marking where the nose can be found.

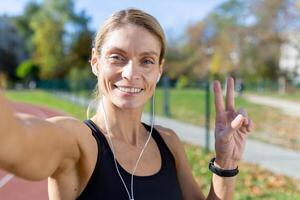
[122,60,141,81]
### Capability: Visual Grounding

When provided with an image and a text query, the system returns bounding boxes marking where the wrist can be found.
[214,157,238,170]
[209,157,239,177]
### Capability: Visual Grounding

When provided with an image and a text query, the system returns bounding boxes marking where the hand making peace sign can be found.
[213,77,253,169]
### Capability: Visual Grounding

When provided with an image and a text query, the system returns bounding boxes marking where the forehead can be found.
[101,24,161,55]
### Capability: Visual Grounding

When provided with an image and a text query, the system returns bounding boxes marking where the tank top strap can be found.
[84,119,110,153]
[142,122,176,165]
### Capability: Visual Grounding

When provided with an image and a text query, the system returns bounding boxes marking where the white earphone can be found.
[157,73,161,83]
[92,65,98,77]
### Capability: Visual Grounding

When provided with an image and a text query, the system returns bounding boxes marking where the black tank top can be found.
[76,119,183,200]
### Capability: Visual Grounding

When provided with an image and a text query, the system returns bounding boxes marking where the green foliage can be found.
[165,0,300,82]
[176,75,189,89]
[66,30,93,70]
[30,10,65,79]
[9,0,300,83]
[13,2,41,57]
[16,59,39,80]
[12,0,93,80]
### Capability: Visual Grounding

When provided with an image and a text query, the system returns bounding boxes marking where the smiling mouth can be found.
[115,85,144,94]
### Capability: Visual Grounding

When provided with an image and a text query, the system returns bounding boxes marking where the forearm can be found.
[206,159,238,200]
[206,175,236,200]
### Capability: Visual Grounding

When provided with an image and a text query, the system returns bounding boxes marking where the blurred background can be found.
[1,0,300,199]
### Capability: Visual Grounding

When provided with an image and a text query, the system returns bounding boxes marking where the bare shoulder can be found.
[154,125,181,142]
[46,116,83,126]
[46,116,91,137]
[47,117,98,176]
[46,116,95,152]
[154,125,183,159]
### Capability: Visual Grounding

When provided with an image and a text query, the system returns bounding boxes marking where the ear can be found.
[91,48,99,76]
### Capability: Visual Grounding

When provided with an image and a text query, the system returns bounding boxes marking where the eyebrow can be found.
[105,46,127,55]
[140,51,159,57]
[105,46,159,57]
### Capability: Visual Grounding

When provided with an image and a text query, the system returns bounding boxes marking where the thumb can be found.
[218,114,244,141]
[230,114,244,130]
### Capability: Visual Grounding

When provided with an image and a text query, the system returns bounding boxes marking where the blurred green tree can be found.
[30,11,65,79]
[0,16,25,81]
[13,0,93,80]
[66,15,93,70]
[177,0,300,82]
[16,59,39,81]
[13,2,41,58]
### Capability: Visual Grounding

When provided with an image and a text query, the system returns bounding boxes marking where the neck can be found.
[94,97,147,147]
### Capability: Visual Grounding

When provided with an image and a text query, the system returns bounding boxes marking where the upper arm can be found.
[154,125,205,200]
[1,115,81,181]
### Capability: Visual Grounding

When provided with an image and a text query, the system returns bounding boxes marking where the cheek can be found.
[97,69,114,92]
[144,74,158,87]
[99,64,117,81]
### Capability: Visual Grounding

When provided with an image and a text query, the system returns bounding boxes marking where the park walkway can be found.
[245,94,300,117]
[56,92,300,180]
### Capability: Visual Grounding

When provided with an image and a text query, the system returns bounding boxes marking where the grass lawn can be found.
[5,90,87,120]
[4,89,300,199]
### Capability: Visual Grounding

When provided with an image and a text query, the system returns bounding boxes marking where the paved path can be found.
[245,94,300,117]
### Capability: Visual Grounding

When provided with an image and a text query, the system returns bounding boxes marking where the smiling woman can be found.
[0,8,252,200]
[91,23,163,109]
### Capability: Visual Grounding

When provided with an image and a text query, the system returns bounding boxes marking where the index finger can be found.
[213,80,225,114]
[226,77,235,111]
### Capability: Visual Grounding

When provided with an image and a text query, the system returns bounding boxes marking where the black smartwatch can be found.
[209,157,239,177]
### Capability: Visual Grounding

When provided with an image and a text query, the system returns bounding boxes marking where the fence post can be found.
[163,75,171,117]
[150,95,154,124]
[205,80,211,152]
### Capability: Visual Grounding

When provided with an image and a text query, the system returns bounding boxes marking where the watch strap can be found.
[209,157,239,177]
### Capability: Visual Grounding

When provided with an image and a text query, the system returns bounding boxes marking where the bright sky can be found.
[0,0,227,38]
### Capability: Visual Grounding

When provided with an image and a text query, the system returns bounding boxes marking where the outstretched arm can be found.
[0,93,80,181]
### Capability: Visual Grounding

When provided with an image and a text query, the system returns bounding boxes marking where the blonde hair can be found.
[94,8,166,63]
[87,8,166,119]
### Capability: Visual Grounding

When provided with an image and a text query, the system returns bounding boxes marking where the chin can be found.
[112,99,145,110]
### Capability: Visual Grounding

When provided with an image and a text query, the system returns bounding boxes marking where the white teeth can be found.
[117,87,142,93]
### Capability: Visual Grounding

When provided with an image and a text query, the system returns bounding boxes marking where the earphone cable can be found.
[100,94,155,200]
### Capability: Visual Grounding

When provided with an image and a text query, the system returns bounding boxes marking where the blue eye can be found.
[143,59,155,65]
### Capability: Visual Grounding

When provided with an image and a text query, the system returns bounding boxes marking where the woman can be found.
[0,9,252,200]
